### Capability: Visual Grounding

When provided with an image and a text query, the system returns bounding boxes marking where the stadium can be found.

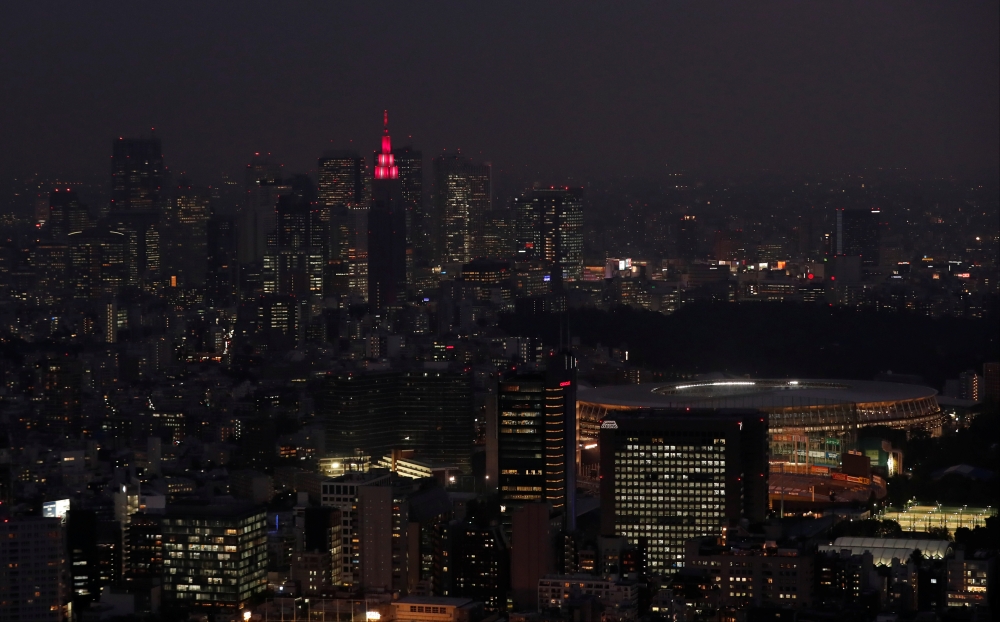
[577,379,943,482]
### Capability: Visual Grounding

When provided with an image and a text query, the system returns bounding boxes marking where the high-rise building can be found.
[318,369,475,470]
[433,520,507,611]
[509,503,554,611]
[834,208,880,266]
[46,188,91,240]
[599,410,768,575]
[394,146,425,261]
[110,137,164,211]
[318,470,395,589]
[264,193,326,298]
[496,351,577,529]
[206,214,238,306]
[0,515,67,621]
[356,485,409,592]
[162,181,209,288]
[160,502,267,616]
[433,154,492,264]
[239,153,288,265]
[106,209,162,293]
[514,188,583,286]
[318,150,369,300]
[368,112,408,309]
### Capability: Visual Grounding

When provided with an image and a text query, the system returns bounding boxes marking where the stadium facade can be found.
[578,379,942,474]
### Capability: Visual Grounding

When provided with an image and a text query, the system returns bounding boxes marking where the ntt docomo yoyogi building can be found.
[578,379,943,475]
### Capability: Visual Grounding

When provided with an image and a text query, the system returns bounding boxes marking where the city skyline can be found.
[1,2,998,186]
[0,4,996,620]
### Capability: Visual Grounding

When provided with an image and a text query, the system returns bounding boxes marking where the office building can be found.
[356,485,409,592]
[105,208,162,292]
[394,145,424,251]
[514,188,583,287]
[46,188,91,241]
[206,214,238,306]
[496,351,577,528]
[684,537,813,610]
[239,153,288,265]
[433,520,507,612]
[318,151,369,301]
[110,137,164,211]
[318,470,403,589]
[945,550,992,608]
[369,112,408,309]
[160,502,267,616]
[537,575,638,612]
[599,409,768,574]
[834,208,880,266]
[264,193,326,298]
[318,369,475,470]
[509,503,554,611]
[162,181,209,288]
[0,515,67,621]
[433,153,492,264]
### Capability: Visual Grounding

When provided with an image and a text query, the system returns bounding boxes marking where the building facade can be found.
[599,410,769,574]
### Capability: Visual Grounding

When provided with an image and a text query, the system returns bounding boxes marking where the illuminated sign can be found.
[600,420,618,429]
[43,499,70,524]
[559,381,572,387]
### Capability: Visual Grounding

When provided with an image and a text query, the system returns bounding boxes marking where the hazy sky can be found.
[1,1,997,183]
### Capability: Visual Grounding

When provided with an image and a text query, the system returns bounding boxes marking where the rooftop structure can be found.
[579,379,942,475]
[818,537,952,566]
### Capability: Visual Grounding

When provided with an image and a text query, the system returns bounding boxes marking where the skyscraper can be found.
[46,188,90,241]
[394,145,424,253]
[110,136,164,211]
[264,191,326,299]
[514,188,583,287]
[239,153,288,265]
[496,351,577,529]
[834,208,880,266]
[368,112,407,309]
[598,410,769,574]
[433,154,492,264]
[206,214,238,306]
[162,181,209,288]
[318,151,369,301]
[318,369,475,470]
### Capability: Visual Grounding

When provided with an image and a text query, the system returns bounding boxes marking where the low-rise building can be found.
[537,574,638,611]
[684,537,813,609]
[946,551,993,609]
[392,595,484,622]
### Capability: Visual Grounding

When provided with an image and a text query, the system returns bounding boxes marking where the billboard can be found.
[43,498,70,523]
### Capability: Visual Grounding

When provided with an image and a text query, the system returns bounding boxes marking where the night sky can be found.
[2,1,997,183]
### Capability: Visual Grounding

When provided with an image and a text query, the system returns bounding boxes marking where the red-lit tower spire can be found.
[374,110,398,180]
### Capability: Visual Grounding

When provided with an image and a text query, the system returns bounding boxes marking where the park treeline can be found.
[500,301,999,387]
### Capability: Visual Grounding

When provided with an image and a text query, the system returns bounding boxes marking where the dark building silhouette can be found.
[835,208,880,266]
[318,369,474,469]
[433,520,507,612]
[394,145,425,261]
[46,188,91,240]
[110,137,164,211]
[206,214,238,306]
